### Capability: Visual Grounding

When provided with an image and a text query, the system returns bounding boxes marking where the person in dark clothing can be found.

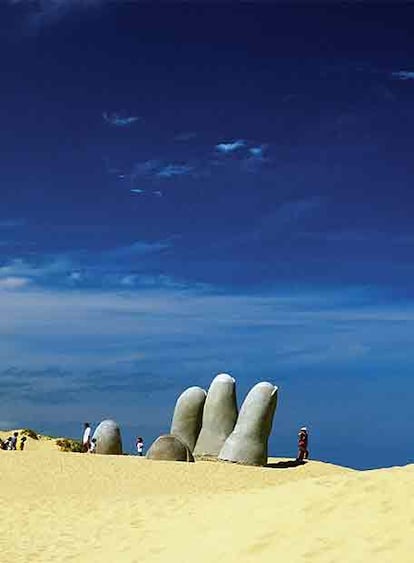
[296,426,309,462]
[19,436,27,451]
[135,436,144,456]
[10,432,18,450]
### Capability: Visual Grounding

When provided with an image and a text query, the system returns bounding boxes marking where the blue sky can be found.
[1,2,414,468]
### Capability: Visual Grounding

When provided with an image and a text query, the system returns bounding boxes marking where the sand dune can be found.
[1,430,413,562]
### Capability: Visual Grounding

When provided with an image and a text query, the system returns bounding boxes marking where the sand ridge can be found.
[0,431,413,562]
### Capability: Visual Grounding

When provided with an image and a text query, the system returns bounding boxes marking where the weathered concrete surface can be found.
[218,382,278,466]
[146,434,194,462]
[170,386,207,452]
[92,419,123,455]
[193,373,238,459]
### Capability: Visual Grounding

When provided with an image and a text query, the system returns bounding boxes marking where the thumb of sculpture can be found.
[193,373,238,459]
[170,386,207,452]
[146,434,194,462]
[218,382,278,466]
[92,419,123,455]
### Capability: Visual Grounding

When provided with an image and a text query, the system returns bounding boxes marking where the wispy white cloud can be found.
[0,276,31,290]
[156,164,193,178]
[0,257,72,281]
[119,274,137,287]
[0,238,174,290]
[249,146,265,158]
[298,229,414,245]
[8,0,108,30]
[129,188,163,198]
[103,112,140,127]
[243,144,269,172]
[0,282,411,376]
[212,139,271,173]
[390,70,414,81]
[106,239,171,258]
[129,160,161,183]
[68,270,82,282]
[108,135,271,198]
[0,219,25,228]
[121,160,193,189]
[215,139,246,153]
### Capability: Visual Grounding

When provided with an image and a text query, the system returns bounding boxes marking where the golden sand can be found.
[1,430,413,562]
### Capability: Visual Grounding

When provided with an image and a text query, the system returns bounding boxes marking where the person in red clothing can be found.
[296,426,309,462]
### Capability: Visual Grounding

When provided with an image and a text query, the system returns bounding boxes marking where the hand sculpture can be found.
[148,373,278,466]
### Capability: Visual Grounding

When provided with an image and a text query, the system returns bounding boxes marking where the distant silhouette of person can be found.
[82,423,92,453]
[296,426,309,462]
[19,436,27,451]
[10,432,18,451]
[89,437,97,454]
[136,436,144,456]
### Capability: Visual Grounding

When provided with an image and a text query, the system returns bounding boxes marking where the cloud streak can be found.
[0,238,173,290]
[249,146,266,158]
[1,282,413,378]
[116,160,195,192]
[0,276,31,290]
[106,131,271,199]
[106,239,171,258]
[0,219,25,228]
[103,112,140,127]
[8,0,108,30]
[156,164,193,178]
[390,70,414,81]
[215,139,246,153]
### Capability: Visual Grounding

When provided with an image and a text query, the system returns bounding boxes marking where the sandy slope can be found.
[1,431,413,562]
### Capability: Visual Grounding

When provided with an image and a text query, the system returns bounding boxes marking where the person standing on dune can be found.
[89,437,97,454]
[10,432,18,451]
[296,426,309,462]
[82,423,92,453]
[136,436,144,456]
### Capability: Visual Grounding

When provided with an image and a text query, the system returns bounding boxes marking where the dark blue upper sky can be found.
[1,2,414,468]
